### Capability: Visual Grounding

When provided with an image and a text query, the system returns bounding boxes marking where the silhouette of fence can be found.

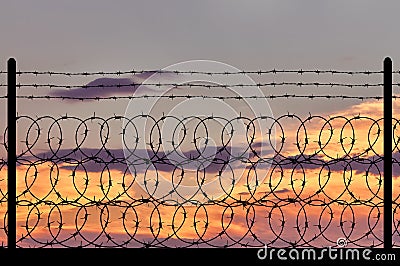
[0,58,399,248]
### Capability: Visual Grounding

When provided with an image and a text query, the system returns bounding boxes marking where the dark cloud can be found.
[249,152,400,178]
[19,146,400,178]
[49,72,172,100]
[273,188,291,194]
[50,77,138,99]
[20,146,235,174]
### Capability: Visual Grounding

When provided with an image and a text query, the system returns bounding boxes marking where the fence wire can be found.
[0,67,399,248]
[0,69,395,75]
[0,113,398,248]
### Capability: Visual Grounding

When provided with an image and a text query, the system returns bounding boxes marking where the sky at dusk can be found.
[0,0,399,117]
[1,0,400,248]
[1,1,399,71]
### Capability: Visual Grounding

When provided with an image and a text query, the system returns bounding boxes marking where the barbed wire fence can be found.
[0,58,399,248]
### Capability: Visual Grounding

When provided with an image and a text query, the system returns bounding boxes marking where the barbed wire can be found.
[1,66,399,248]
[2,113,398,248]
[1,82,398,90]
[0,94,395,101]
[1,69,399,76]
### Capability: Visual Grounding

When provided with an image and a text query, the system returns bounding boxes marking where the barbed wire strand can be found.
[0,94,396,101]
[0,69,400,76]
[1,82,400,90]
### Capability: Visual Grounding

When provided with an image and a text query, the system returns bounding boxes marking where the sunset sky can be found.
[0,0,400,248]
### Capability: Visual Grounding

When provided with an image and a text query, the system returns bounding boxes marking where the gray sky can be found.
[1,0,399,71]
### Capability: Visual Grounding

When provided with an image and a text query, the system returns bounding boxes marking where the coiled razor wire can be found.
[0,67,399,248]
[0,113,398,248]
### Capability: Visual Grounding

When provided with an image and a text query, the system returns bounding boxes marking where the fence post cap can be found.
[384,57,392,64]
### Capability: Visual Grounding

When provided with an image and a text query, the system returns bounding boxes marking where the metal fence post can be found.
[7,58,16,249]
[383,57,393,249]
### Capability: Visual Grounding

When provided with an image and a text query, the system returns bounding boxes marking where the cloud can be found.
[50,77,138,99]
[49,72,174,100]
[19,146,237,175]
[19,145,400,178]
[273,188,291,194]
[246,150,400,178]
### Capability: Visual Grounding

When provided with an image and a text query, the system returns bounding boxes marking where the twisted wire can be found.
[0,95,394,101]
[1,69,399,76]
[0,67,399,248]
[1,82,399,89]
[0,113,397,248]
